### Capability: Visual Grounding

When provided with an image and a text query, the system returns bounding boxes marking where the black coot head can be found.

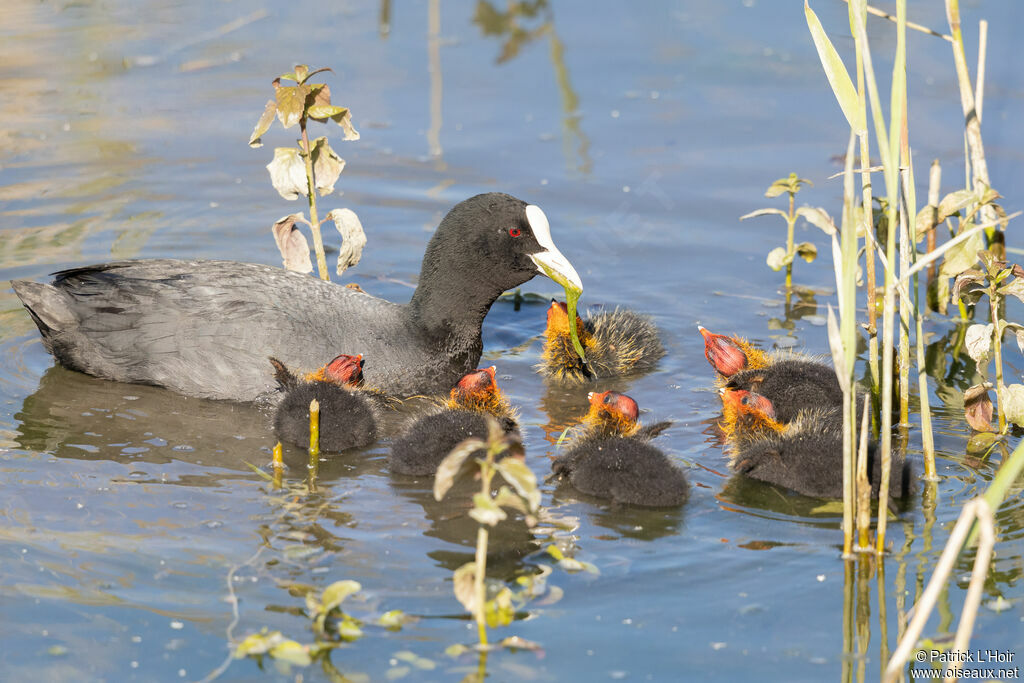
[418,193,582,300]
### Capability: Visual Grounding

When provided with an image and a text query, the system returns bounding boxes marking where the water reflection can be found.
[389,477,540,578]
[473,0,592,175]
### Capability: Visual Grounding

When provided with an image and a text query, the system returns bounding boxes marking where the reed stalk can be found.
[882,498,995,682]
[308,398,320,483]
[853,3,879,397]
[855,395,871,549]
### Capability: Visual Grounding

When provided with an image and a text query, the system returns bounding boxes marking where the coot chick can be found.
[271,353,378,452]
[389,366,519,476]
[721,389,915,500]
[551,391,687,507]
[539,300,664,382]
[699,326,841,423]
[13,193,582,401]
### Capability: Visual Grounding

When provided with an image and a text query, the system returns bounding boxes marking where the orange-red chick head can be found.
[545,300,585,340]
[322,353,364,386]
[699,326,750,377]
[719,388,783,443]
[584,390,641,437]
[448,366,512,418]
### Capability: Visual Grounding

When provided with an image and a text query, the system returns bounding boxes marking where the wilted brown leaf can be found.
[326,208,366,276]
[266,147,308,200]
[309,137,345,196]
[964,383,993,432]
[248,99,277,148]
[452,562,478,614]
[271,213,312,273]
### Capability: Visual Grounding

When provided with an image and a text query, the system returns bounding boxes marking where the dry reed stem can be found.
[882,498,996,682]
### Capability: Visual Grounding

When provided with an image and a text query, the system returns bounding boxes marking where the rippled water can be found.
[2,1,1023,681]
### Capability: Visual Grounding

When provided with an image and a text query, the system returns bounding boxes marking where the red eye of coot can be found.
[508,226,522,237]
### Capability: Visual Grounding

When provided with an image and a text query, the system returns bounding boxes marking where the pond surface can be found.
[2,1,1024,681]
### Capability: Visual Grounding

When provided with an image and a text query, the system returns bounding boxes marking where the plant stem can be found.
[272,441,284,489]
[308,398,320,484]
[473,525,489,647]
[785,190,795,293]
[473,458,496,647]
[300,118,329,281]
[990,289,1007,433]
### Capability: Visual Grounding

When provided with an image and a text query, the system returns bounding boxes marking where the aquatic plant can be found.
[248,64,365,281]
[799,0,1024,673]
[230,579,415,678]
[953,250,1024,433]
[741,173,826,294]
[433,417,542,666]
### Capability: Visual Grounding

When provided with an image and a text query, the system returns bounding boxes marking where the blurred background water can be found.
[1,1,1022,681]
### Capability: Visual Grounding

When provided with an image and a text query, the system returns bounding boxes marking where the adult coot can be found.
[271,353,378,452]
[538,300,663,382]
[12,193,582,401]
[551,391,687,507]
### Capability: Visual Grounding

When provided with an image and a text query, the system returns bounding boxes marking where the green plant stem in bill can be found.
[536,263,585,361]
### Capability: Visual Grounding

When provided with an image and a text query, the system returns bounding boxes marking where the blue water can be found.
[2,1,1023,681]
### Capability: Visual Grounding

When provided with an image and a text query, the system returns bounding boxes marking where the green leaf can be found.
[377,610,412,630]
[795,242,817,263]
[308,104,348,121]
[452,562,479,614]
[966,430,1000,455]
[235,629,282,658]
[266,147,308,201]
[997,278,1024,305]
[326,208,367,276]
[321,580,361,612]
[469,492,508,526]
[271,213,312,273]
[494,458,540,512]
[484,587,515,628]
[1000,384,1024,428]
[275,84,312,129]
[248,99,277,148]
[498,636,542,651]
[965,323,994,364]
[433,438,484,501]
[936,189,976,222]
[309,136,345,196]
[545,544,565,561]
[763,173,811,198]
[492,485,528,514]
[796,206,836,234]
[938,230,984,278]
[739,208,787,221]
[766,246,790,271]
[445,643,471,658]
[805,1,865,132]
[269,639,312,666]
[337,614,364,641]
[293,64,310,82]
